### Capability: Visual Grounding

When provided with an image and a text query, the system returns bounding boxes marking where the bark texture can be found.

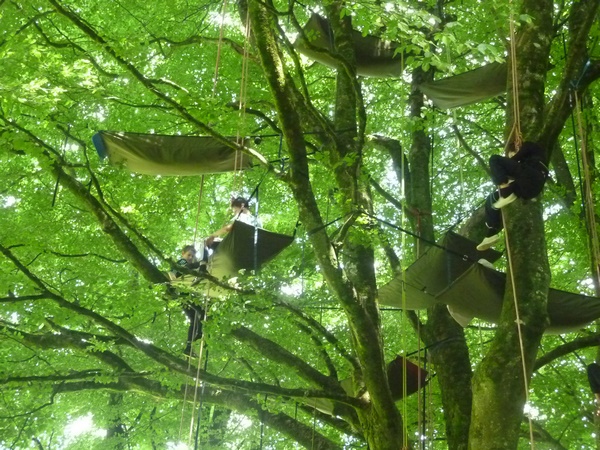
[248,1,404,448]
[469,1,554,448]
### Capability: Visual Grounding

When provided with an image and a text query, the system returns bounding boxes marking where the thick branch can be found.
[0,119,167,283]
[231,325,344,392]
[534,332,600,371]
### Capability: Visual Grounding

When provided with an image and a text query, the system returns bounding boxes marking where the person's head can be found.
[230,196,249,215]
[181,245,196,264]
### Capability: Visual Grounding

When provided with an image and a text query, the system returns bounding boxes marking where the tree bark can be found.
[469,1,554,448]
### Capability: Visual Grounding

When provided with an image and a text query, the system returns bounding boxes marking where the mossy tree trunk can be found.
[403,66,473,450]
[469,0,554,448]
[248,1,404,448]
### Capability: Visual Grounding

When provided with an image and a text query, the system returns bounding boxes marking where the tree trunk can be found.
[469,0,553,448]
[404,66,473,450]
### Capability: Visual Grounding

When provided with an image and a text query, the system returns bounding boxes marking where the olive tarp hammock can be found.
[92,130,252,176]
[294,14,507,108]
[378,231,600,334]
[293,13,407,78]
[419,62,508,110]
[92,131,294,294]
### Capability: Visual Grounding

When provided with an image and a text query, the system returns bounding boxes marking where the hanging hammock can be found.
[208,220,294,280]
[93,131,252,176]
[419,62,508,110]
[378,231,600,334]
[295,14,508,111]
[378,231,502,309]
[173,221,294,297]
[294,13,407,78]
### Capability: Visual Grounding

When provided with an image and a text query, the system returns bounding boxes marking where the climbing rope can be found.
[212,0,229,96]
[192,175,206,246]
[507,3,522,152]
[416,317,424,446]
[502,212,536,447]
[232,5,253,196]
[574,92,600,289]
[502,3,535,447]
[180,0,230,441]
[188,303,210,447]
[399,132,410,450]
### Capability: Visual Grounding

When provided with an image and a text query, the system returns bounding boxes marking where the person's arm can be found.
[205,223,233,246]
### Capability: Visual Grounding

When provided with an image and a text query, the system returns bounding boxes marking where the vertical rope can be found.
[232,5,252,197]
[212,0,229,96]
[400,134,409,450]
[575,92,600,288]
[501,211,535,448]
[189,301,210,446]
[253,186,259,272]
[181,0,228,442]
[193,345,210,449]
[416,319,423,447]
[193,175,206,246]
[503,2,534,447]
[508,2,522,151]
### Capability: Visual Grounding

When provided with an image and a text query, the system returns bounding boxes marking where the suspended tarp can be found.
[294,14,406,78]
[92,131,252,176]
[419,62,507,109]
[378,231,502,309]
[438,263,600,334]
[308,356,428,416]
[171,221,294,297]
[209,220,295,281]
[378,231,600,333]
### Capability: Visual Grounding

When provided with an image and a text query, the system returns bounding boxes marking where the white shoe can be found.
[478,258,495,269]
[492,193,517,209]
[477,234,501,251]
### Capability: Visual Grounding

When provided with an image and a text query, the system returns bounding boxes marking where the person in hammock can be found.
[477,141,549,251]
[204,196,261,249]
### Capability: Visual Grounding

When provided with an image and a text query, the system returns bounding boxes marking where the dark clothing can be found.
[588,363,600,393]
[489,141,548,200]
[184,303,205,349]
[176,258,206,353]
[484,142,548,237]
[173,257,201,278]
[484,191,503,236]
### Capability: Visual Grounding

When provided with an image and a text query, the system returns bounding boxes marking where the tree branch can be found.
[540,0,600,151]
[230,325,344,393]
[534,332,600,371]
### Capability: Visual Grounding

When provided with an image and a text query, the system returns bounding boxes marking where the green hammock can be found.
[209,220,295,280]
[378,231,600,334]
[419,62,507,110]
[93,131,252,176]
[294,15,507,107]
[294,13,406,78]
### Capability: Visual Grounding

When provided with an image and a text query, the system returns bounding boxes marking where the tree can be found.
[1,0,599,449]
